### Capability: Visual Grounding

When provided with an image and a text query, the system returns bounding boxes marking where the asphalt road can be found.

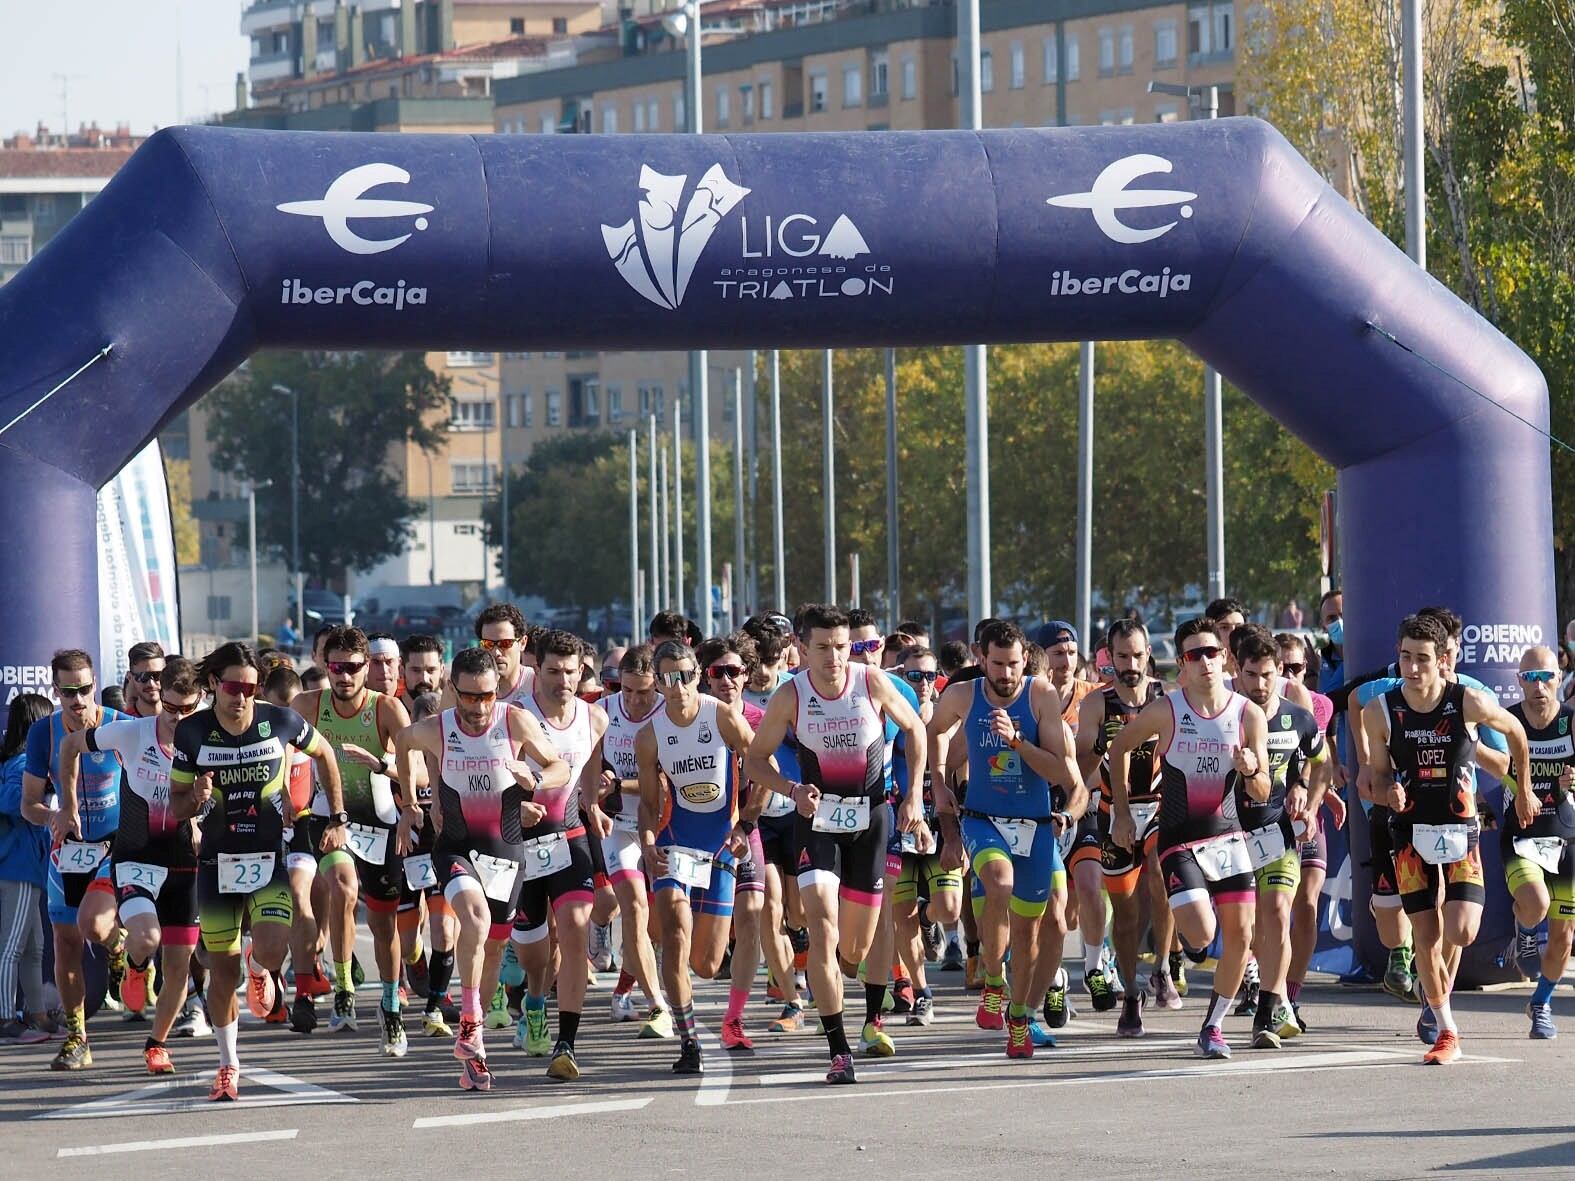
[3,962,1571,1180]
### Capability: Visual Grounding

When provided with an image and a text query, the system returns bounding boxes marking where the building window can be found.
[716,87,730,126]
[1215,4,1234,52]
[449,397,495,432]
[741,85,754,122]
[546,389,563,427]
[0,235,30,265]
[607,384,623,424]
[810,73,827,113]
[1119,26,1134,72]
[980,49,993,92]
[445,351,494,367]
[1119,107,1135,124]
[648,99,660,129]
[552,17,567,34]
[207,595,232,622]
[451,461,496,495]
[1066,36,1080,80]
[1156,104,1180,122]
[901,56,916,99]
[540,112,555,134]
[675,92,686,130]
[522,390,534,427]
[1009,42,1025,88]
[1155,22,1178,68]
[1098,28,1115,75]
[602,104,618,133]
[870,50,889,99]
[505,393,520,429]
[510,17,525,34]
[759,80,773,119]
[1189,6,1210,55]
[633,102,646,132]
[843,65,862,106]
[1042,38,1057,83]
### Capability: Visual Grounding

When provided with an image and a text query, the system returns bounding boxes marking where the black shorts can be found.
[433,847,524,939]
[1390,815,1486,915]
[111,861,199,936]
[399,810,439,910]
[793,801,890,903]
[1158,837,1256,907]
[759,811,798,876]
[335,827,405,915]
[1066,811,1103,872]
[1298,813,1329,872]
[513,830,597,940]
[1367,805,1401,903]
[286,815,326,871]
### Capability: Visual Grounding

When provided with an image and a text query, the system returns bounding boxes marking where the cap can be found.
[1038,620,1079,648]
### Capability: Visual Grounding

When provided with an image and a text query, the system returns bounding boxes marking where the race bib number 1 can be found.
[218,852,275,894]
[813,795,871,834]
[1244,824,1287,870]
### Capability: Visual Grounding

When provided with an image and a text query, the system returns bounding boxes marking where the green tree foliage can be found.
[204,351,449,583]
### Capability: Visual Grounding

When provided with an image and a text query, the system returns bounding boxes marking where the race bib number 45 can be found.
[58,840,109,875]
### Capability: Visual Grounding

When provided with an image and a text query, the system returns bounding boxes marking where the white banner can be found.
[96,440,182,682]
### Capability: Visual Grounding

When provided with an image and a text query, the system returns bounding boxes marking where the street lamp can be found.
[457,371,506,599]
[1149,80,1224,603]
[269,382,303,639]
[247,478,273,645]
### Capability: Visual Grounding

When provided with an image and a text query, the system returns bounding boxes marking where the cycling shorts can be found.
[759,811,798,876]
[47,845,116,925]
[1066,810,1103,872]
[1098,808,1160,898]
[960,811,1066,920]
[197,860,292,955]
[435,847,526,941]
[320,824,404,914]
[1297,812,1328,872]
[1159,835,1255,909]
[793,801,890,906]
[111,861,199,943]
[512,830,597,944]
[600,821,645,888]
[894,852,962,905]
[1254,847,1302,896]
[1391,816,1485,915]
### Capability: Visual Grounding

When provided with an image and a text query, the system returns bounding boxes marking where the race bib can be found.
[345,823,389,866]
[899,831,921,855]
[1193,833,1251,882]
[471,851,521,902]
[1413,823,1471,866]
[402,853,438,892]
[522,832,572,881]
[665,846,713,890]
[1129,801,1160,832]
[218,851,276,894]
[114,861,169,896]
[1245,824,1288,870]
[613,810,641,834]
[812,794,871,834]
[991,817,1039,857]
[763,789,797,819]
[58,840,108,874]
[1514,836,1565,875]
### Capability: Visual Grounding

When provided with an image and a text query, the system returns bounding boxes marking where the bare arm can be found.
[1075,691,1105,784]
[393,717,442,855]
[925,684,971,816]
[1106,698,1171,851]
[1016,681,1085,817]
[743,681,800,802]
[1234,702,1273,802]
[635,723,668,875]
[1360,699,1400,811]
[53,730,89,841]
[1465,688,1529,806]
[870,671,927,830]
[510,709,572,794]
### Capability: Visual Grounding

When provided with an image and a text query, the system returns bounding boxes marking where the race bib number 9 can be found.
[218,852,275,894]
[522,833,572,881]
[1194,834,1251,882]
[813,795,871,834]
[114,861,169,897]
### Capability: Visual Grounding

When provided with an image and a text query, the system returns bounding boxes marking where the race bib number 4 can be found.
[1129,802,1160,833]
[665,846,713,890]
[522,833,572,881]
[402,853,438,892]
[345,823,390,866]
[218,852,275,894]
[1194,834,1252,882]
[114,861,169,896]
[58,840,109,874]
[1514,836,1565,875]
[813,795,871,834]
[1414,823,1471,867]
[991,817,1039,857]
[471,851,521,902]
[1244,824,1287,870]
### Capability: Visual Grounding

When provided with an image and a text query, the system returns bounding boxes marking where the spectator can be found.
[1277,599,1305,629]
[277,616,301,654]
[0,693,55,1043]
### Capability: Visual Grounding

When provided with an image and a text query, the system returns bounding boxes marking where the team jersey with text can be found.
[791,664,886,802]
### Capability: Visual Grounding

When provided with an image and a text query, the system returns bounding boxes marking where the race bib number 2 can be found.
[402,853,438,892]
[1194,834,1251,882]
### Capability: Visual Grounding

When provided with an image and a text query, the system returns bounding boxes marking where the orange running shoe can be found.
[208,1065,240,1101]
[297,965,332,999]
[766,974,784,1002]
[144,1043,175,1074]
[245,954,277,1021]
[121,965,151,1015]
[1423,1029,1461,1065]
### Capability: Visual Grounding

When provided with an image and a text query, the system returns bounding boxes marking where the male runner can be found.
[1501,645,1575,1038]
[121,641,166,719]
[23,649,128,1070]
[1109,618,1271,1060]
[170,642,346,1101]
[293,626,414,1054]
[57,658,202,1072]
[745,604,926,1084]
[367,634,402,697]
[442,604,536,710]
[1078,618,1173,1037]
[1360,613,1529,1063]
[394,646,570,1091]
[638,640,763,1073]
[397,634,447,713]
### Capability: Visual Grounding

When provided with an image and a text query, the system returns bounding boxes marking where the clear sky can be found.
[1,1,251,139]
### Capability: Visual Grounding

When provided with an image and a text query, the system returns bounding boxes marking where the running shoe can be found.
[1042,973,1069,1029]
[722,1016,755,1051]
[459,1057,493,1091]
[1382,949,1416,1002]
[245,953,277,1020]
[640,1005,675,1039]
[405,954,430,1002]
[484,984,511,1030]
[906,995,935,1027]
[380,1006,408,1058]
[1528,1002,1558,1040]
[1274,1003,1301,1040]
[519,1006,551,1056]
[859,1017,895,1057]
[423,1008,453,1038]
[547,1041,580,1080]
[769,1003,805,1033]
[1416,1004,1439,1046]
[589,923,615,972]
[144,1043,174,1074]
[454,1017,484,1061]
[1170,952,1190,996]
[121,964,152,1017]
[351,953,365,988]
[1234,958,1260,1017]
[1151,970,1183,1011]
[1116,993,1145,1038]
[207,1064,239,1101]
[611,992,638,1023]
[1005,1014,1033,1058]
[923,921,946,963]
[1423,1029,1461,1065]
[1251,1025,1282,1050]
[1515,928,1542,980]
[290,996,317,1034]
[106,929,128,1003]
[1027,1020,1057,1048]
[825,1052,857,1084]
[1085,968,1117,1013]
[296,966,332,999]
[890,978,915,1014]
[1291,1002,1308,1034]
[976,983,1006,1031]
[173,995,209,1038]
[1194,1025,1230,1059]
[329,990,357,1033]
[673,1037,704,1074]
[265,981,289,1025]
[940,938,965,972]
[50,1031,91,1071]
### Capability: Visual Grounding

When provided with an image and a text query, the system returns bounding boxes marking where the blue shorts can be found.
[47,850,114,925]
[960,813,1065,920]
[656,847,740,920]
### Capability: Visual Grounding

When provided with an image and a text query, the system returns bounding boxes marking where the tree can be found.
[162,455,200,566]
[203,351,449,585]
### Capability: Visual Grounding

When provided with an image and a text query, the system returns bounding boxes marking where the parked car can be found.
[288,589,353,628]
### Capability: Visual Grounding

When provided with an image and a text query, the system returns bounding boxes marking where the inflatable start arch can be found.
[0,118,1554,977]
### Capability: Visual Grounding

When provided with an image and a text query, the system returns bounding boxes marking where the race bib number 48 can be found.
[813,795,871,834]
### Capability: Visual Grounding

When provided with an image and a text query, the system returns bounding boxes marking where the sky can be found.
[1,1,252,139]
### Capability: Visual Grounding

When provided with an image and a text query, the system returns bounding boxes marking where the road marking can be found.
[412,1096,653,1129]
[35,1069,357,1120]
[751,1040,1197,1086]
[695,1023,732,1106]
[58,1130,299,1157]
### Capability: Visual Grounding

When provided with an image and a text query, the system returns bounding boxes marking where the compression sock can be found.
[966,938,981,958]
[526,993,546,1018]
[461,985,482,1020]
[128,954,150,973]
[1203,991,1231,1030]
[559,1010,580,1048]
[1255,990,1281,1031]
[821,1010,852,1057]
[1287,980,1302,1003]
[215,1020,239,1068]
[615,969,636,997]
[333,960,353,992]
[1430,997,1458,1033]
[65,1008,85,1036]
[1533,975,1559,1007]
[864,981,887,1024]
[381,980,399,1014]
[726,986,749,1022]
[675,1002,698,1042]
[428,950,455,1007]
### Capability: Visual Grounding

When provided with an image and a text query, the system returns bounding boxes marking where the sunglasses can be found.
[1282,662,1306,676]
[217,680,259,698]
[660,668,700,687]
[1520,669,1558,684]
[903,669,939,684]
[128,670,161,685]
[850,639,883,655]
[56,683,94,699]
[708,664,747,680]
[1181,645,1222,664]
[455,689,497,705]
[163,699,202,716]
[479,637,517,652]
[326,660,366,675]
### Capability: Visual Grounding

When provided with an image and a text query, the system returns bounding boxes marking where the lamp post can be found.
[456,371,505,599]
[959,0,991,627]
[269,382,303,639]
[247,479,272,645]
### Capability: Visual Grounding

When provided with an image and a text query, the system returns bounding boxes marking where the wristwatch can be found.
[326,811,350,828]
[739,819,757,836]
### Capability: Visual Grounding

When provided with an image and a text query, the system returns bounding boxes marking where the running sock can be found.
[1255,990,1281,1030]
[1431,997,1458,1033]
[1287,980,1303,1003]
[65,1008,85,1036]
[381,980,399,1013]
[333,960,353,992]
[461,985,482,1020]
[428,950,455,1004]
[1388,945,1410,971]
[526,993,546,1016]
[675,1002,698,1042]
[965,938,981,958]
[1083,940,1105,974]
[559,1010,580,1047]
[615,969,636,997]
[917,986,933,1000]
[1533,974,1559,1007]
[726,986,749,1022]
[864,981,887,1024]
[984,971,1007,989]
[1203,991,1231,1030]
[1008,1002,1030,1020]
[215,1020,239,1068]
[821,1010,852,1057]
[128,955,150,973]
[145,1037,164,1051]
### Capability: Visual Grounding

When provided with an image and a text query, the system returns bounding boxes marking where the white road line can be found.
[58,1130,299,1158]
[750,1040,1197,1086]
[412,1096,653,1129]
[695,1023,733,1106]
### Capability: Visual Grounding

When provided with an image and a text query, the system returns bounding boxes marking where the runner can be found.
[511,629,607,1081]
[366,634,402,698]
[638,640,764,1074]
[1077,618,1172,1037]
[393,646,572,1092]
[169,642,346,1101]
[22,648,129,1070]
[395,689,461,1034]
[443,604,535,711]
[586,644,671,1038]
[292,625,415,1055]
[56,658,202,1073]
[1108,618,1272,1060]
[929,620,1083,1058]
[1359,613,1529,1064]
[397,634,447,714]
[120,641,165,720]
[1500,646,1575,1039]
[745,604,926,1084]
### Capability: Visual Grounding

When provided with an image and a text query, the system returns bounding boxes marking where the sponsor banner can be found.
[97,440,181,683]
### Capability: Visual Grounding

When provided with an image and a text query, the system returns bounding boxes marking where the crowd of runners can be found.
[3,588,1570,1101]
